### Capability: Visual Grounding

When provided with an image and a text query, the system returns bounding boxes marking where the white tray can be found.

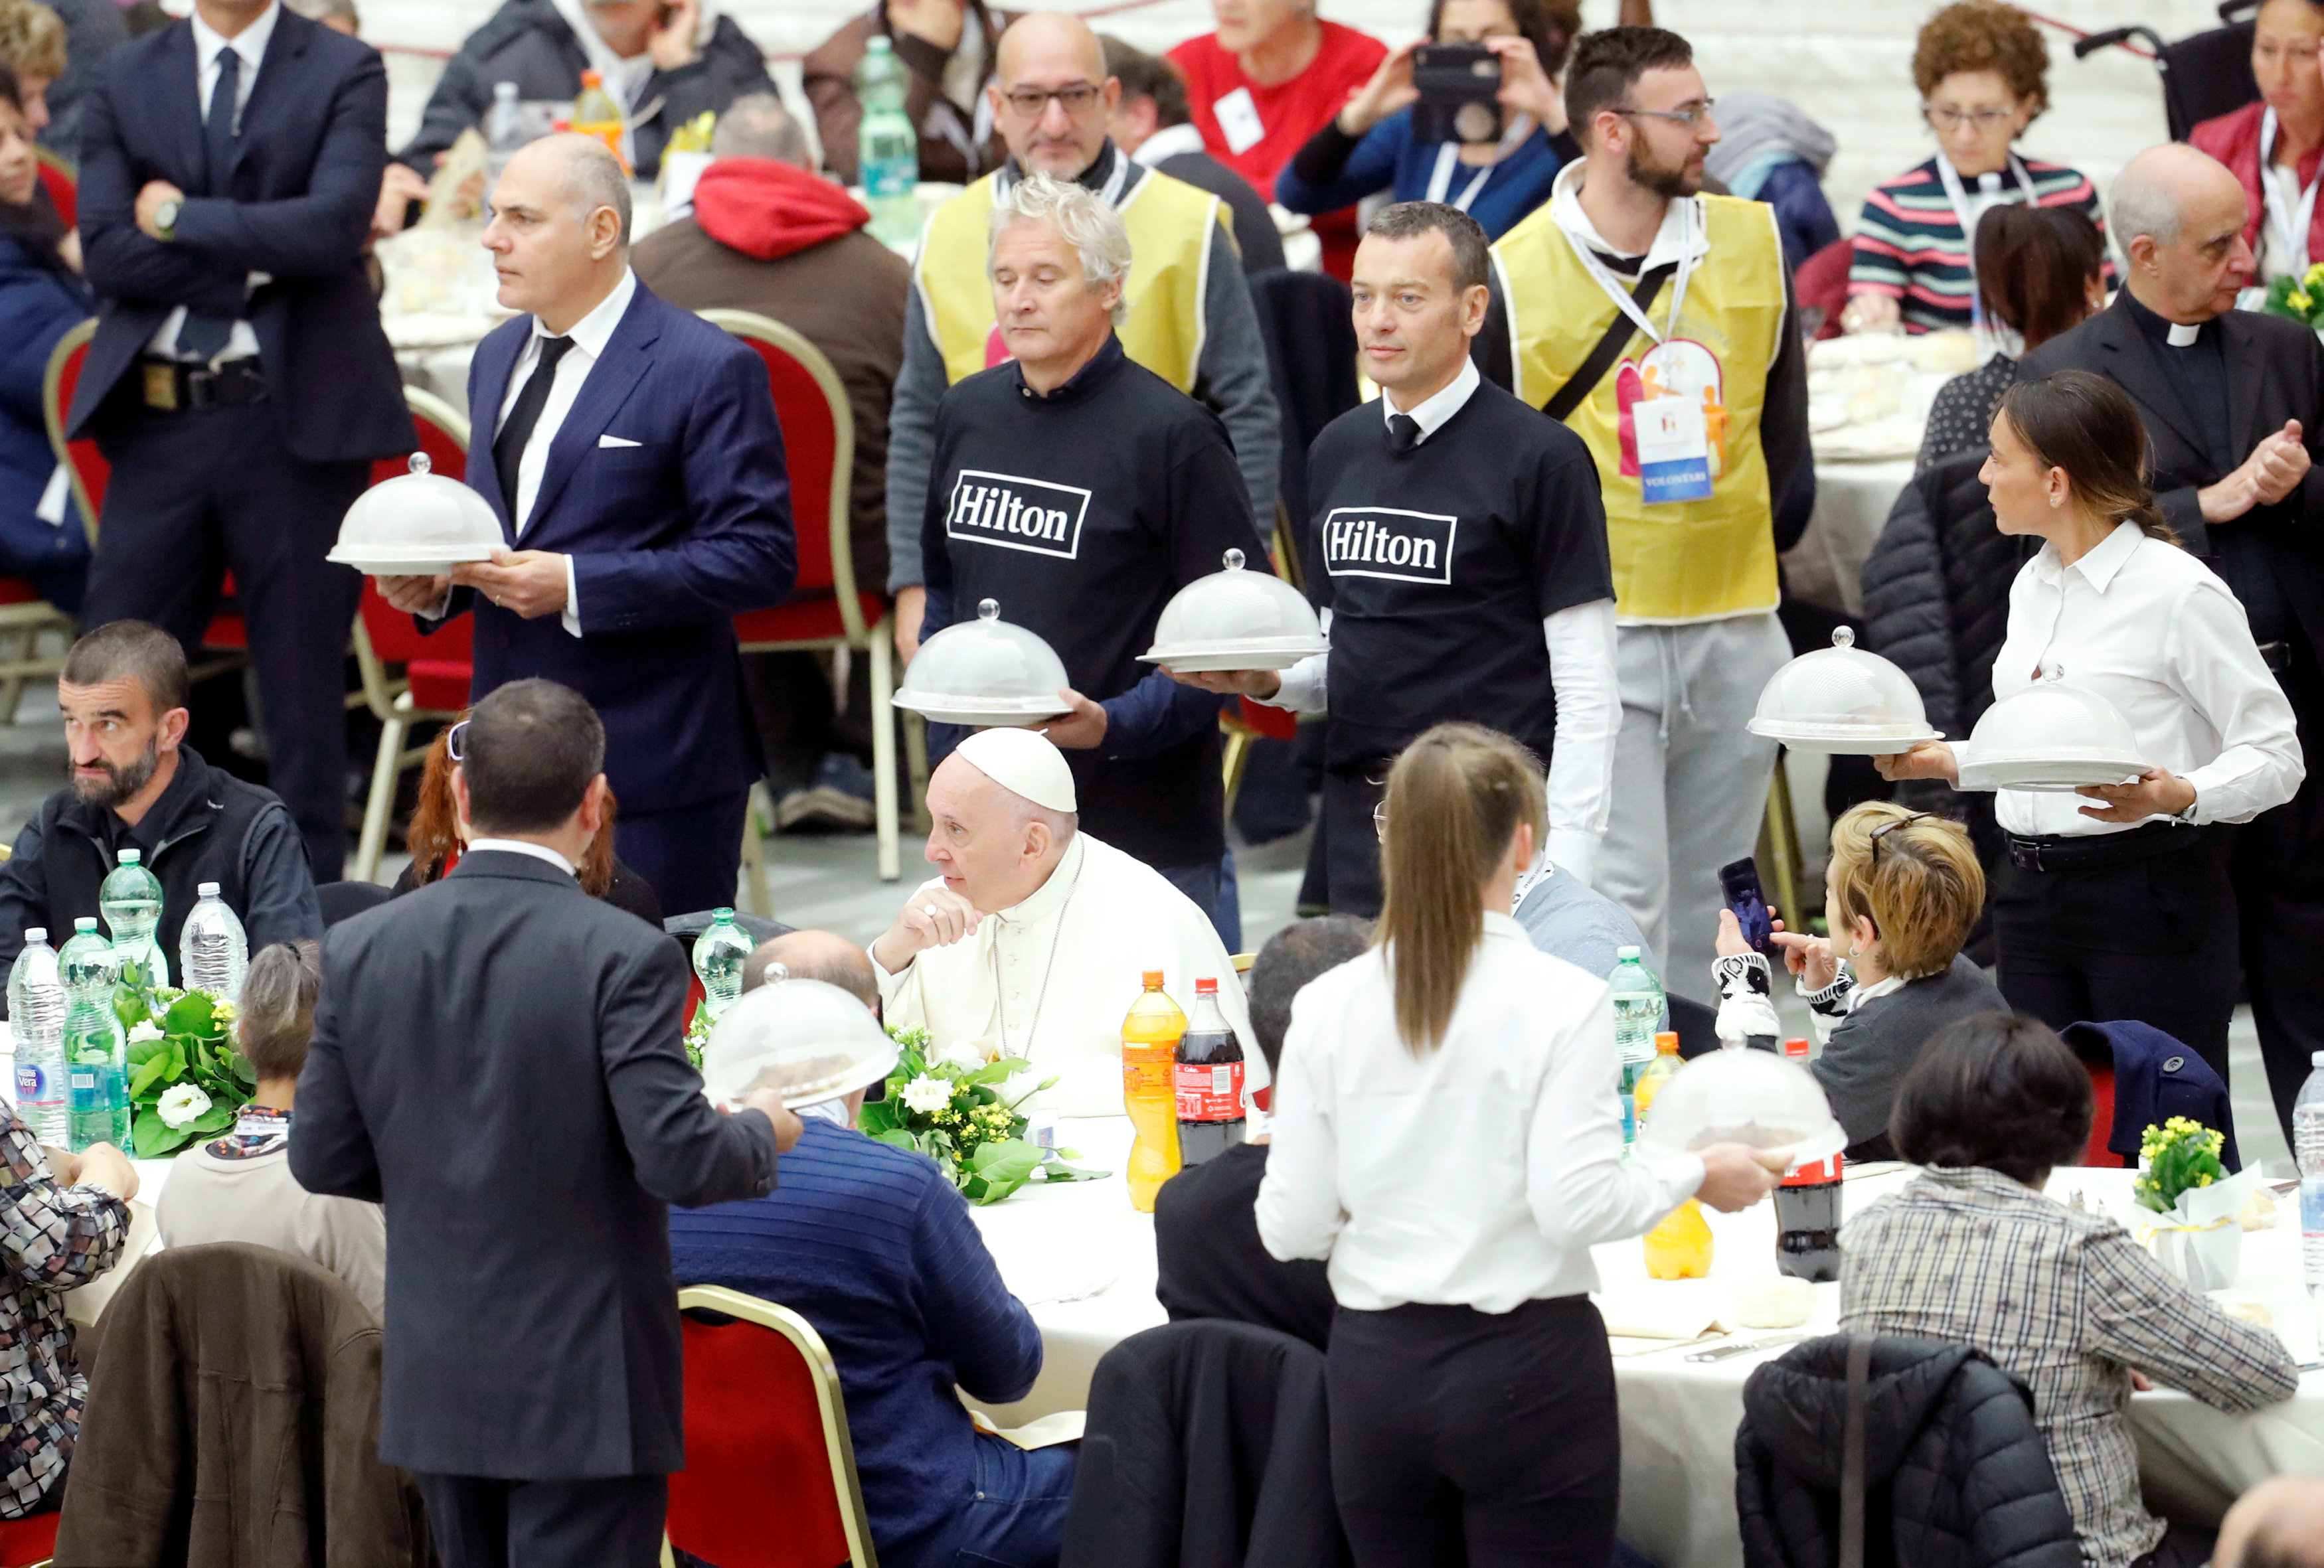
[892,696,1064,728]
[1139,642,1329,672]
[327,546,499,574]
[1977,755,2151,792]
[1746,720,1942,756]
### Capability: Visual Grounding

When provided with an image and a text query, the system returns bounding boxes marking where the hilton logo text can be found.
[1320,507,1458,586]
[945,469,1090,560]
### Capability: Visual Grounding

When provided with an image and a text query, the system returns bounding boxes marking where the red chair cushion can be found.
[731,335,841,600]
[1795,238,1853,341]
[407,659,473,713]
[0,578,41,608]
[2084,1064,2124,1168]
[0,1510,60,1567]
[734,593,883,649]
[35,159,73,229]
[1234,696,1297,740]
[669,1311,852,1568]
[52,339,106,518]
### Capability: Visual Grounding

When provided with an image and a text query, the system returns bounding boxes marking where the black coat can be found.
[290,850,780,1479]
[1736,1336,2082,1568]
[2017,297,2324,667]
[1060,1320,1349,1568]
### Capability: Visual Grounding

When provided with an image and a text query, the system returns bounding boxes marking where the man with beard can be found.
[1474,25,1812,1004]
[0,620,321,994]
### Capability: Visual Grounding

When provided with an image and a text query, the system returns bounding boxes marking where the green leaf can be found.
[1038,1160,1110,1184]
[185,1103,235,1137]
[964,1138,1044,1204]
[871,1129,919,1152]
[125,1054,173,1101]
[125,1034,167,1070]
[164,992,216,1038]
[224,1049,256,1090]
[858,1101,900,1135]
[131,1108,190,1159]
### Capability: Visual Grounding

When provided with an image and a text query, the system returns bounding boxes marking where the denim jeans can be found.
[944,1433,1077,1568]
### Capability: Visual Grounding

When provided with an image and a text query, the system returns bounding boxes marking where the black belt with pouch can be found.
[2005,821,2202,874]
[140,357,268,413]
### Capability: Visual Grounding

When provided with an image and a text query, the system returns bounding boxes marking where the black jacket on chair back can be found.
[290,850,780,1480]
[1060,1319,1349,1568]
[1736,1335,2081,1568]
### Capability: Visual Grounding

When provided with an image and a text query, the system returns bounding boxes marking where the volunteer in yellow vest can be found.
[1477,25,1813,1004]
[886,9,1282,661]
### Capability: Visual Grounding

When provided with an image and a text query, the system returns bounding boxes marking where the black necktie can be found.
[178,48,242,363]
[1387,413,1422,453]
[493,335,576,526]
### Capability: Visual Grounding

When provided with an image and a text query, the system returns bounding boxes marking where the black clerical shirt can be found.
[2121,288,2233,473]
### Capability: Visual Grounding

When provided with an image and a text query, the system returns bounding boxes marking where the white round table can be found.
[969,1122,2324,1568]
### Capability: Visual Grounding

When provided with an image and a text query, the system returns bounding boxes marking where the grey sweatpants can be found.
[1594,613,1790,1005]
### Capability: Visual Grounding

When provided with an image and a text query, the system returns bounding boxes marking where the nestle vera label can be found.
[13,1063,46,1103]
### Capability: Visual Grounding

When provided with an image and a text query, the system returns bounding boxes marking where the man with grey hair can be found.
[887,9,1280,669]
[373,133,798,916]
[2021,138,2324,1150]
[916,171,1272,938]
[633,94,912,836]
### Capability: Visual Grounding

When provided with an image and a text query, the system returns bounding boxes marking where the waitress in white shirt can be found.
[1880,370,2303,1077]
[1256,723,1784,1568]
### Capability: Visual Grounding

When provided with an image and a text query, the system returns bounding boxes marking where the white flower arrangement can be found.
[936,1041,989,1072]
[899,1074,954,1115]
[156,1083,213,1130]
[125,1020,165,1045]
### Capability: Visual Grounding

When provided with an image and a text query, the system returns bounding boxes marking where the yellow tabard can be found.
[914,167,1226,392]
[1492,194,1787,623]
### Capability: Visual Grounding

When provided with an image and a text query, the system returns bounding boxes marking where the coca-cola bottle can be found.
[1173,977,1245,1166]
[1774,1038,1843,1282]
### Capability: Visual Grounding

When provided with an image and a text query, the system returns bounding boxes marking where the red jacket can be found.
[2190,100,2324,274]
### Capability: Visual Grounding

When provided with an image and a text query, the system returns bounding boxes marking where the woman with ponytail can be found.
[1880,369,2303,1073]
[1256,722,1784,1568]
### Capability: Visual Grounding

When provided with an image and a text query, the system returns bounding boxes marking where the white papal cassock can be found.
[874,832,1265,1117]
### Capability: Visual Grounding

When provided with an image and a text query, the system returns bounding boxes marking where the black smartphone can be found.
[1410,42,1503,145]
[1719,856,1777,958]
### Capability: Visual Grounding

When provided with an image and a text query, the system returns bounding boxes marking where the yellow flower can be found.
[2199,1173,2214,1186]
[2306,261,2324,287]
[2293,290,2315,315]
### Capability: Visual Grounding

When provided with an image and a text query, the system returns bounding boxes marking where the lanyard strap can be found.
[1423,114,1534,211]
[1935,152,2038,257]
[2260,107,2321,274]
[1558,198,1699,347]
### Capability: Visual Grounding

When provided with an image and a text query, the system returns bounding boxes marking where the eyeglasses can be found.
[1867,811,1938,862]
[1614,99,1715,128]
[445,719,469,763]
[999,83,1104,117]
[1922,104,2017,133]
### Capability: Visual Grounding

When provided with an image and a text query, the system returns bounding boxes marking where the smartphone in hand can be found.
[1718,856,1777,958]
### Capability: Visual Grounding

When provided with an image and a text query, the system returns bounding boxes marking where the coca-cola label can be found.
[1782,1152,1843,1188]
[1175,1060,1244,1122]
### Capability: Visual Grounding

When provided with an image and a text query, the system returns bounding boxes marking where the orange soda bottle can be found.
[570,71,628,171]
[1635,1032,1712,1277]
[1121,970,1185,1212]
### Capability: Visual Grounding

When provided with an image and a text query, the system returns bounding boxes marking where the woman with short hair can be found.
[1879,371,2305,1073]
[1844,0,2107,335]
[1846,1011,2296,1568]
[1258,722,1784,1567]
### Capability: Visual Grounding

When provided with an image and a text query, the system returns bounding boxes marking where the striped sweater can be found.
[1849,155,2110,333]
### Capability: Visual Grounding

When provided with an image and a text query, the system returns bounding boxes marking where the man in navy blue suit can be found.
[67,0,414,882]
[376,135,796,915]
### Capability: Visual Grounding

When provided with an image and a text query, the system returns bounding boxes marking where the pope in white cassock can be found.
[871,728,1262,1117]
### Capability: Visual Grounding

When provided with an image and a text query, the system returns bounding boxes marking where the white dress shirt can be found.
[147,2,278,364]
[873,832,1264,1117]
[1257,912,1705,1313]
[1262,357,1623,882]
[465,838,578,877]
[494,267,637,639]
[1953,521,2305,836]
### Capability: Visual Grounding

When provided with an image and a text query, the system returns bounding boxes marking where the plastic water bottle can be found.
[692,907,752,1020]
[179,882,248,1002]
[58,919,125,1151]
[484,80,527,189]
[2295,1051,2324,1302]
[570,68,627,170]
[100,847,167,993]
[1608,947,1665,1148]
[9,928,68,1145]
[855,37,920,247]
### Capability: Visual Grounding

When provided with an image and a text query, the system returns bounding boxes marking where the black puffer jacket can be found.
[1737,1336,2080,1568]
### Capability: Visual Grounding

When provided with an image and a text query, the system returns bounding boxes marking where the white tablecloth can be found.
[1786,457,1916,619]
[968,1121,2324,1568]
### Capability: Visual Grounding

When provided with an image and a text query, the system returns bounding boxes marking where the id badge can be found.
[1634,394,1714,504]
[1212,87,1266,155]
[142,361,179,412]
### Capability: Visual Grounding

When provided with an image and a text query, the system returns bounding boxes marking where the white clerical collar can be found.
[191,1,279,78]
[994,833,1086,927]
[2166,320,2201,347]
[1133,123,1206,167]
[468,838,578,877]
[1382,356,1479,444]
[535,266,636,358]
[1548,157,1709,272]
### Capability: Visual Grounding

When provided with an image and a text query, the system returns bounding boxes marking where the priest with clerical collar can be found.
[871,728,1260,1117]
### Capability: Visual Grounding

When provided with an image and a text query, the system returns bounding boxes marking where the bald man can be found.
[884,9,1279,663]
[2021,141,2324,1137]
[373,135,797,917]
[745,929,880,1013]
[872,728,1258,1117]
[2217,1477,2324,1568]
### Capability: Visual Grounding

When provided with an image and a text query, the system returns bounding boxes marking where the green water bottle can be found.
[58,918,127,1150]
[99,846,167,994]
[692,907,753,1020]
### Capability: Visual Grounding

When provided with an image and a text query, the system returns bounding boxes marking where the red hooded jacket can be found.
[690,158,874,261]
[2190,101,2324,276]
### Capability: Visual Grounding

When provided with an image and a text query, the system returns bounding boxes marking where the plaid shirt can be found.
[1841,1166,2297,1568]
[0,1103,127,1516]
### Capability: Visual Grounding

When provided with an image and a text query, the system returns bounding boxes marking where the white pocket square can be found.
[598,434,641,449]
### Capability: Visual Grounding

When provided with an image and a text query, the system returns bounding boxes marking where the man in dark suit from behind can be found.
[2018,141,2324,1148]
[1153,914,1370,1352]
[291,679,803,1568]
[1102,34,1287,276]
[375,134,797,917]
[67,0,414,882]
[631,92,907,829]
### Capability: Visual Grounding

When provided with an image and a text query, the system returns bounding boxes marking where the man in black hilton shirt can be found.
[1153,915,1370,1352]
[2020,143,2324,1146]
[919,172,1270,927]
[1183,202,1619,916]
